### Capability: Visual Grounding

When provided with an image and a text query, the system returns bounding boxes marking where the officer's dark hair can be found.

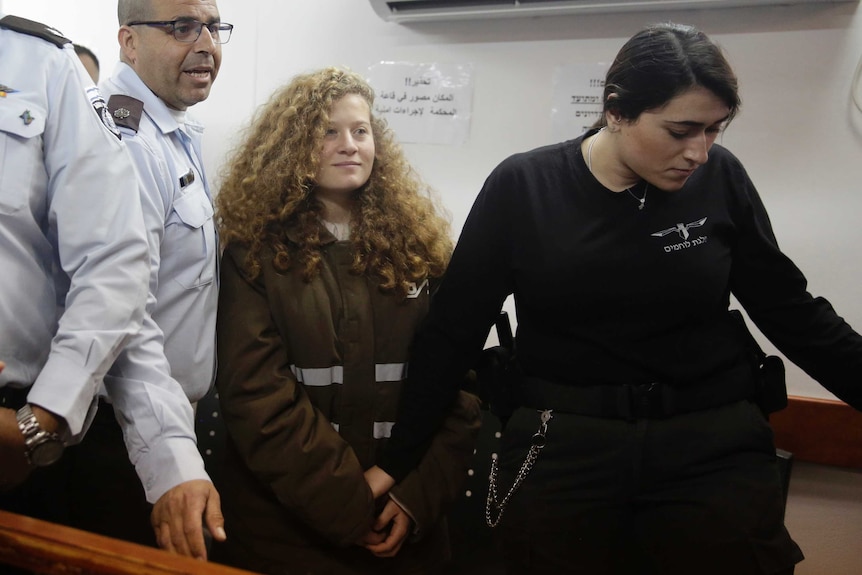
[595,23,740,128]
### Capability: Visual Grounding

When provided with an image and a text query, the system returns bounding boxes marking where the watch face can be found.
[30,439,64,467]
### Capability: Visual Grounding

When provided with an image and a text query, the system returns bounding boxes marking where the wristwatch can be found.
[16,404,65,467]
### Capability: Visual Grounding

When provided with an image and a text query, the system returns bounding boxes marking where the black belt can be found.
[519,362,756,420]
[0,386,30,410]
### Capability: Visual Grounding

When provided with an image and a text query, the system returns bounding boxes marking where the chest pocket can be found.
[164,177,216,289]
[0,100,46,215]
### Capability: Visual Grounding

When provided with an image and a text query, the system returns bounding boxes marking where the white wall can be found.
[3,2,861,570]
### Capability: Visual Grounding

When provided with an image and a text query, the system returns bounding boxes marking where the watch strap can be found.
[16,404,64,466]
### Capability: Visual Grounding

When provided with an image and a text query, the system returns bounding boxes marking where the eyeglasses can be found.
[126,19,234,44]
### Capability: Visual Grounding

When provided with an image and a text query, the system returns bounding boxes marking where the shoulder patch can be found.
[107,95,144,134]
[89,87,121,140]
[0,15,70,47]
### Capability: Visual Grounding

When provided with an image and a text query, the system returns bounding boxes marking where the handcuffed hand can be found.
[360,497,412,558]
[363,465,395,499]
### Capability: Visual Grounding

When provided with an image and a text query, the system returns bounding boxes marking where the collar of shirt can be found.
[106,61,205,139]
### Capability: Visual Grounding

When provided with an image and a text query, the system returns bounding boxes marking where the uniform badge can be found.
[86,86,121,139]
[0,84,18,98]
[179,170,196,188]
[107,94,144,134]
[20,110,35,125]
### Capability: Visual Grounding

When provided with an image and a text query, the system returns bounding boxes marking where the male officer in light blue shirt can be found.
[74,0,229,559]
[103,1,222,404]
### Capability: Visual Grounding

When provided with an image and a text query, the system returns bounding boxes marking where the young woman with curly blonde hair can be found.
[212,67,481,575]
[216,66,452,298]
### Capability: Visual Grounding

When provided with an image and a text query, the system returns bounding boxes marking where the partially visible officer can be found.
[73,43,100,83]
[0,13,149,511]
[0,12,225,562]
[72,0,230,558]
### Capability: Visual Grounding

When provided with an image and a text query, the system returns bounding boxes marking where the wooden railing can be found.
[0,509,260,575]
[771,395,862,469]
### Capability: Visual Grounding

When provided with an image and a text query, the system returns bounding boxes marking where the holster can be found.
[729,309,788,416]
[757,355,788,415]
[475,312,520,428]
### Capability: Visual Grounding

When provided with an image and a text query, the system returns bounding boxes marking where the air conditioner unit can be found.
[369,0,854,22]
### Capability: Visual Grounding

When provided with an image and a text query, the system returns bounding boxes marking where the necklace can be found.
[586,127,648,210]
[625,183,648,210]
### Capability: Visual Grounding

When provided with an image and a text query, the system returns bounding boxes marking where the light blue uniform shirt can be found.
[1,16,210,503]
[100,62,218,405]
[0,21,150,437]
[99,62,217,500]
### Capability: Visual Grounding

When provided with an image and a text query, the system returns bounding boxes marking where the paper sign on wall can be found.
[366,61,473,145]
[550,63,609,143]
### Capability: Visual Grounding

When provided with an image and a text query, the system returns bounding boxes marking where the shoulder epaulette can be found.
[107,95,144,134]
[0,15,70,48]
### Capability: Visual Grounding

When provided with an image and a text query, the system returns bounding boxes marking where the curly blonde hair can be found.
[216,67,453,299]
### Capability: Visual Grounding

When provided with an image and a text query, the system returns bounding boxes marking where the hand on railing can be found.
[150,478,226,560]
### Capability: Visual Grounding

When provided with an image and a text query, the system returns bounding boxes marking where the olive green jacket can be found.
[215,228,481,572]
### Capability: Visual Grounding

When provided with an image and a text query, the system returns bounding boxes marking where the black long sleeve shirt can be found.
[380,132,862,481]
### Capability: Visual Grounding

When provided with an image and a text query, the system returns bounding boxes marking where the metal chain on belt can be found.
[485,409,553,528]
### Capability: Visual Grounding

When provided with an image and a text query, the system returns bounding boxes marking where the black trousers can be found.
[493,400,803,575]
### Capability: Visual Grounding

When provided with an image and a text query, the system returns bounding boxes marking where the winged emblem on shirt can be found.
[651,217,708,241]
